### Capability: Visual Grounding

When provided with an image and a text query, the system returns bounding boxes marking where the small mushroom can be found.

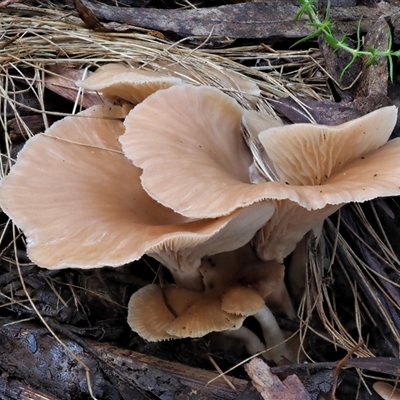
[221,286,265,316]
[127,243,290,362]
[127,283,251,341]
[373,381,400,400]
[77,63,183,105]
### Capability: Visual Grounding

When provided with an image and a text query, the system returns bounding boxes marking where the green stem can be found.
[294,0,399,81]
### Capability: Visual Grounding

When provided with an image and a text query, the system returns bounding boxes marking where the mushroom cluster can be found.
[1,63,400,362]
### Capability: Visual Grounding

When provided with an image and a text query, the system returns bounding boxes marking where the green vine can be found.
[294,0,400,81]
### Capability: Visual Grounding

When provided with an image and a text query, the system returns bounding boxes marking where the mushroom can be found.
[0,103,275,291]
[121,90,399,261]
[76,63,183,105]
[127,283,258,341]
[373,381,400,400]
[254,105,400,261]
[200,245,294,361]
[120,85,400,222]
[128,243,293,362]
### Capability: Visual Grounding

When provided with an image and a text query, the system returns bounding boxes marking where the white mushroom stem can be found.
[266,280,296,319]
[254,305,291,363]
[220,326,265,355]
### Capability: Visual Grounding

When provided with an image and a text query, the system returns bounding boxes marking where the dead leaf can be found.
[45,65,111,109]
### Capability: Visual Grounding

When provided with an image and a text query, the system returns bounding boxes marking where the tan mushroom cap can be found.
[0,104,274,276]
[258,105,398,186]
[221,286,265,316]
[122,88,400,219]
[166,296,244,337]
[77,63,183,105]
[127,284,245,341]
[127,284,203,341]
[373,381,400,400]
[121,84,261,219]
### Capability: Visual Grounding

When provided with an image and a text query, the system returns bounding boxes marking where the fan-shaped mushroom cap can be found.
[258,105,398,187]
[121,84,259,218]
[253,106,400,260]
[0,104,274,282]
[77,63,183,105]
[127,284,245,341]
[122,87,400,221]
[166,296,244,337]
[127,284,204,341]
[221,286,265,316]
[127,244,286,341]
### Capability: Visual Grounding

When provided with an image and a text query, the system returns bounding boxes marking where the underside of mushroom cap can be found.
[148,200,275,289]
[258,106,398,186]
[200,243,284,297]
[122,96,400,217]
[77,63,183,104]
[0,104,271,272]
[254,200,340,261]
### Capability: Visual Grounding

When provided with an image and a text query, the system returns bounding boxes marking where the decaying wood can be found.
[45,65,110,109]
[83,0,399,40]
[270,357,400,377]
[245,358,310,400]
[0,375,60,400]
[0,318,261,400]
[90,340,261,400]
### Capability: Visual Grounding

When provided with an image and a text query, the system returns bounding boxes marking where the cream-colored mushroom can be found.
[121,86,400,228]
[77,63,183,105]
[127,283,253,341]
[0,104,274,292]
[373,381,400,400]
